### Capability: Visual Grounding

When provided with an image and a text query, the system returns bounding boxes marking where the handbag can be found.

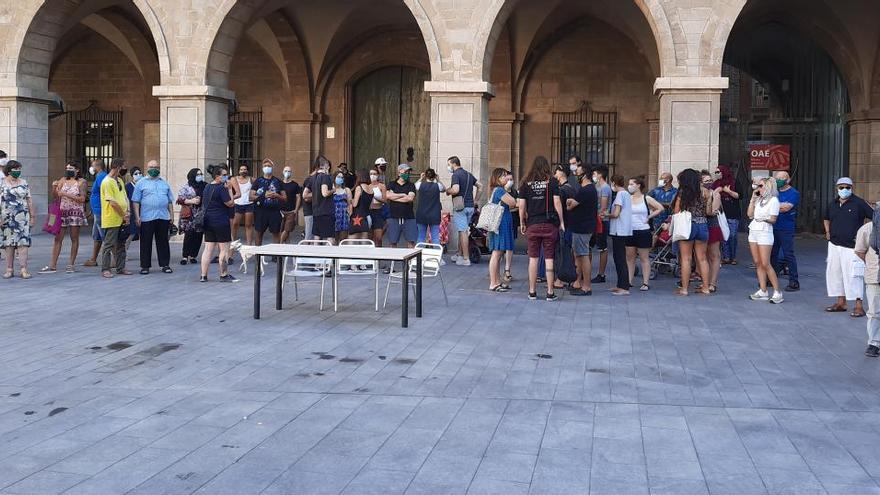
[670,211,692,242]
[179,204,193,220]
[452,172,472,212]
[556,234,577,283]
[717,210,730,241]
[192,185,216,231]
[42,201,62,236]
[476,189,505,233]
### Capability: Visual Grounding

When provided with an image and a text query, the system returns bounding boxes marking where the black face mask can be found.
[65,170,75,178]
[119,169,128,177]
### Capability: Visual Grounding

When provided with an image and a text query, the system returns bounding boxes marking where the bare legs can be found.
[750,242,780,293]
[489,250,503,289]
[707,241,721,290]
[528,257,556,295]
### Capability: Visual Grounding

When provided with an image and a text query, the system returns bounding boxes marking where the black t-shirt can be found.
[559,182,575,227]
[825,195,873,248]
[343,172,356,190]
[302,175,314,216]
[312,173,335,217]
[720,182,742,219]
[519,179,559,226]
[203,183,232,227]
[569,183,598,234]
[388,180,416,219]
[280,180,300,211]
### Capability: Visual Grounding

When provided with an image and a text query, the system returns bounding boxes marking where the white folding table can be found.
[240,244,423,327]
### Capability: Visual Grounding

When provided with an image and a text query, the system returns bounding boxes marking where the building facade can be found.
[2,0,879,231]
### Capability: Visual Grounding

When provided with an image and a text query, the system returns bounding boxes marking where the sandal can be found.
[38,266,57,274]
[708,285,717,293]
[65,265,76,274]
[640,284,650,292]
[19,269,31,279]
[851,311,866,318]
[2,269,12,279]
[825,305,847,313]
[161,266,174,274]
[102,271,114,279]
[675,289,688,296]
[504,270,513,282]
[730,260,738,266]
[489,285,510,293]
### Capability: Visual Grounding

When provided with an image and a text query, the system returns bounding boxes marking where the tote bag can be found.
[42,201,62,236]
[670,211,692,242]
[476,189,504,233]
[717,210,730,241]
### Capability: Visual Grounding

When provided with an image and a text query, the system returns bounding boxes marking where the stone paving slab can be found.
[0,233,878,494]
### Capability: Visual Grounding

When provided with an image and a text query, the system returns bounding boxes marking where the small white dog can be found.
[229,239,269,276]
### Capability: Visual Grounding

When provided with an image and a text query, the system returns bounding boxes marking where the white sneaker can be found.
[455,258,471,266]
[769,291,784,304]
[749,289,769,301]
[450,254,460,263]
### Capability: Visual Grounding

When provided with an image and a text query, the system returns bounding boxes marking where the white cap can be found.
[374,157,388,165]
[837,177,853,186]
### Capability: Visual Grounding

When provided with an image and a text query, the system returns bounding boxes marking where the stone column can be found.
[425,81,493,187]
[0,88,51,218]
[848,112,880,200]
[152,85,232,194]
[654,77,728,178]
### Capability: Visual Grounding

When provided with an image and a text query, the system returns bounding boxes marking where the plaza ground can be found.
[0,232,879,494]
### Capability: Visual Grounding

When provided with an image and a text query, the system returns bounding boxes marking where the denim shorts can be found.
[453,207,474,231]
[688,221,709,242]
[91,216,104,241]
[234,203,254,214]
[387,218,418,245]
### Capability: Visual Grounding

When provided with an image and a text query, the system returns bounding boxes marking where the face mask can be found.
[506,179,514,190]
[132,173,142,182]
[262,166,273,175]
[447,166,454,174]
[702,181,712,188]
[592,174,599,183]
[239,170,248,176]
[88,166,95,175]
[400,173,410,182]
[65,170,75,178]
[370,174,379,182]
[195,175,204,183]
[147,169,160,178]
[335,177,344,186]
[10,170,21,179]
[221,175,228,183]
[838,188,852,199]
[776,179,787,189]
[569,164,578,173]
[627,185,638,194]
[283,171,291,179]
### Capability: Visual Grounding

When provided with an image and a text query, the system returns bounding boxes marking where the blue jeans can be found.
[771,229,798,283]
[417,223,440,245]
[721,219,739,260]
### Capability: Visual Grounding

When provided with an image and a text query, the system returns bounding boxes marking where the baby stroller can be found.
[649,217,679,279]
[468,206,491,263]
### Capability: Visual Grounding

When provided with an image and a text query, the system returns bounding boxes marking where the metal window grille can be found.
[228,109,262,173]
[552,101,617,171]
[65,100,123,176]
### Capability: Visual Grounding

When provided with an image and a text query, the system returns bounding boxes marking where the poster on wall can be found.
[749,143,791,170]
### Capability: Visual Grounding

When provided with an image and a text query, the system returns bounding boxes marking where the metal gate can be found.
[65,100,123,176]
[228,109,262,174]
[552,101,618,171]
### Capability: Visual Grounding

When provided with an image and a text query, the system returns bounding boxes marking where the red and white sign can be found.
[749,144,790,170]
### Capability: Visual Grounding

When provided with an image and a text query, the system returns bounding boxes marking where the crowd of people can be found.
[0,147,878,356]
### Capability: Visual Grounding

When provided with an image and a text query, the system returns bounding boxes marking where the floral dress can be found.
[59,180,86,227]
[333,189,350,232]
[177,183,202,233]
[0,179,32,247]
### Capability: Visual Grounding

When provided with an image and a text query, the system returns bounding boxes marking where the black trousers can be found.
[610,234,630,290]
[182,230,203,258]
[140,219,171,269]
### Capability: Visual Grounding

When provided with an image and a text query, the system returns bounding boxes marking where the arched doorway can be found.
[351,66,430,171]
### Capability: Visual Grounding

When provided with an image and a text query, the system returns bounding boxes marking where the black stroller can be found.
[468,207,491,263]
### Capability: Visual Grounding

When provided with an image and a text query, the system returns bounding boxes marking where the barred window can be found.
[228,109,262,173]
[65,101,123,177]
[552,101,617,171]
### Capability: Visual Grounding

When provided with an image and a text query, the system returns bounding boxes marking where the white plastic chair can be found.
[282,239,332,311]
[383,242,448,309]
[335,239,380,312]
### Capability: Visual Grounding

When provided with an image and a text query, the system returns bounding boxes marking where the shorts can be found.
[453,207,474,231]
[234,203,254,215]
[281,210,298,232]
[203,223,232,243]
[687,221,709,242]
[387,218,418,245]
[91,216,104,241]
[625,229,653,249]
[369,210,386,230]
[708,223,723,244]
[571,232,592,256]
[748,228,774,246]
[526,223,559,259]
[589,225,609,251]
[254,208,282,234]
[313,214,335,239]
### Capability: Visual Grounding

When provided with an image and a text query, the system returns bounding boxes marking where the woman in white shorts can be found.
[747,177,782,303]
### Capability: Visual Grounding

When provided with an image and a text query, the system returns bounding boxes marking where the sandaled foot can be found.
[675,289,688,296]
[640,284,650,291]
[102,271,114,279]
[65,265,76,273]
[825,305,847,313]
[82,260,97,267]
[489,285,510,292]
[2,270,12,279]
[19,269,32,279]
[503,270,513,282]
[38,266,57,274]
[851,310,866,318]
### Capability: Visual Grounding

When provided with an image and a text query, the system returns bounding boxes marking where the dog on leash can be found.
[229,239,269,276]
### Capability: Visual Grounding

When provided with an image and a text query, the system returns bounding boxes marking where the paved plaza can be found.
[1,233,879,494]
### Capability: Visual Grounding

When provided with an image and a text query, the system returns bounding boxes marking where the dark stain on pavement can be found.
[48,407,68,417]
[95,343,182,373]
[536,354,553,359]
[107,341,133,351]
[9,393,20,397]
[24,411,34,415]
[318,354,336,360]
[392,358,417,365]
[339,357,364,363]
[587,368,608,374]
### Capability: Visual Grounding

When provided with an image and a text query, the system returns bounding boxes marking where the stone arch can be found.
[402,0,443,80]
[476,0,682,83]
[11,0,170,91]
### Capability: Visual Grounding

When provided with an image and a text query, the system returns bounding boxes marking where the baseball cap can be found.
[374,157,388,165]
[836,177,853,186]
[398,164,412,173]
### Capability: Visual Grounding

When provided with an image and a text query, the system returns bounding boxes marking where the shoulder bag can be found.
[192,184,216,231]
[670,210,692,242]
[476,187,504,233]
[717,210,730,241]
[452,172,472,212]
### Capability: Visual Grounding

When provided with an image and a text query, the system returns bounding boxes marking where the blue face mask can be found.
[335,177,344,186]
[195,175,204,183]
[221,175,228,183]
[838,188,852,199]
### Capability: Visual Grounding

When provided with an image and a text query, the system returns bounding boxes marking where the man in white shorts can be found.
[824,177,873,317]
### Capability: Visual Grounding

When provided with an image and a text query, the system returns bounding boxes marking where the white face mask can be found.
[447,166,454,174]
[627,185,638,194]
[569,164,578,173]
[506,179,514,190]
[132,173,142,182]
[283,171,291,179]
[88,166,95,175]
[370,174,379,182]
[262,166,273,175]
[592,174,599,183]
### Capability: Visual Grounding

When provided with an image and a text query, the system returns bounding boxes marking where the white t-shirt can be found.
[610,190,633,236]
[749,196,780,232]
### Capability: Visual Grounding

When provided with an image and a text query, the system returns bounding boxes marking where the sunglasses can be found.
[756,184,764,188]
[838,186,852,190]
